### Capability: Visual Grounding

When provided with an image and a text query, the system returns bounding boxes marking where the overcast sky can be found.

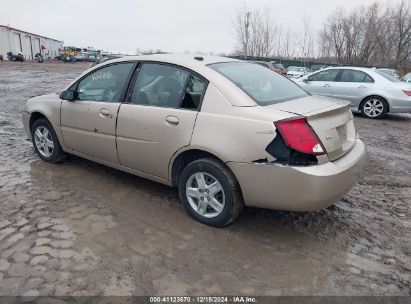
[0,0,403,54]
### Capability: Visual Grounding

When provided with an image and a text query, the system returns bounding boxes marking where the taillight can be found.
[274,116,326,155]
[402,90,411,96]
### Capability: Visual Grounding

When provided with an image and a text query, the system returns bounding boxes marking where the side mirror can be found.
[60,90,75,101]
[303,78,310,83]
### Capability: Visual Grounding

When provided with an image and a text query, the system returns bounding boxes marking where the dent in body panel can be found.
[228,139,366,210]
[190,83,287,164]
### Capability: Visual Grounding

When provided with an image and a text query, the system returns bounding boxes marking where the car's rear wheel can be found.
[178,158,244,227]
[361,97,388,119]
[31,118,65,163]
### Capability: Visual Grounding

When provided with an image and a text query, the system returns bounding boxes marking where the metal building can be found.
[0,25,62,60]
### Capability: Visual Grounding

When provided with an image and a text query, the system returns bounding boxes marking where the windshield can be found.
[273,63,285,69]
[375,70,401,82]
[209,62,308,106]
[289,67,303,72]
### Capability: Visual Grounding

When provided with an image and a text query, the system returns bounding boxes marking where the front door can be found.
[303,69,340,97]
[61,62,135,163]
[116,62,208,179]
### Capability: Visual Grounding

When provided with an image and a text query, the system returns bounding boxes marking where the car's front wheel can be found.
[178,158,244,227]
[31,118,65,163]
[361,97,388,119]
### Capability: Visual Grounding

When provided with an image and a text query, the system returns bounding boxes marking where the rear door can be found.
[61,62,135,163]
[302,69,340,97]
[116,62,207,179]
[332,69,374,106]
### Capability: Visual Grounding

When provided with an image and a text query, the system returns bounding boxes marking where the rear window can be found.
[375,70,401,82]
[209,62,308,106]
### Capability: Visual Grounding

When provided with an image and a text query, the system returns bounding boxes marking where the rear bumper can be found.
[227,139,366,211]
[389,98,411,113]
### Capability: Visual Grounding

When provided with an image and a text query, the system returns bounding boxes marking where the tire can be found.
[178,158,244,227]
[31,118,65,163]
[361,96,388,119]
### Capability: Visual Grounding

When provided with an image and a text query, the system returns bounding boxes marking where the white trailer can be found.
[0,25,62,60]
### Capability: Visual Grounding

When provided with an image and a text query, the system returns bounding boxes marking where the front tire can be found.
[178,158,244,227]
[361,97,388,119]
[31,118,65,163]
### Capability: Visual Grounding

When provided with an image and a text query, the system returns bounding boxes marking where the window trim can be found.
[69,61,138,103]
[124,61,209,112]
[337,69,375,83]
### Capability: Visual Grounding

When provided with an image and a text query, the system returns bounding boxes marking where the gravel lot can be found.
[0,61,410,297]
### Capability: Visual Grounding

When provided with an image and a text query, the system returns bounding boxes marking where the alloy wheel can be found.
[185,172,225,218]
[34,126,54,158]
[363,99,384,118]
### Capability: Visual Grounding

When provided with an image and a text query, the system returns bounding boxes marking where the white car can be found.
[402,72,411,83]
[287,66,310,78]
[295,67,411,118]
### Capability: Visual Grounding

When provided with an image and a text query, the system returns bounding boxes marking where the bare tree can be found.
[391,0,411,68]
[232,0,410,72]
[301,14,314,59]
[233,4,251,58]
[282,26,299,58]
[233,5,275,58]
[319,0,411,68]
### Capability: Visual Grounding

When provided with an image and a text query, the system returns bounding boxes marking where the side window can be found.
[340,70,374,83]
[131,63,189,108]
[180,74,207,109]
[364,74,374,83]
[76,63,134,102]
[308,69,339,81]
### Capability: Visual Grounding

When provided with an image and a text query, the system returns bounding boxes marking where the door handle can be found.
[99,108,112,118]
[166,115,179,125]
[358,85,367,89]
[323,84,331,88]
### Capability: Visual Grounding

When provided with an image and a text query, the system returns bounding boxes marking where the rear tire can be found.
[360,96,388,119]
[31,118,65,163]
[178,158,244,227]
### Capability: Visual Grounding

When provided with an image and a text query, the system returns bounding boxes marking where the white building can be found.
[0,25,62,60]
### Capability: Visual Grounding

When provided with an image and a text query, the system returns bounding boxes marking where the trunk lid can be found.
[268,95,356,161]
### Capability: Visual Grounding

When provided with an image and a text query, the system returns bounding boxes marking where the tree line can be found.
[233,1,411,71]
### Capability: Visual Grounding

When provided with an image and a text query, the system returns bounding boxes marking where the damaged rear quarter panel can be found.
[190,83,294,163]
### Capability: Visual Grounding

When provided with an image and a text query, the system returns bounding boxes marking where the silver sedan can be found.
[295,67,411,118]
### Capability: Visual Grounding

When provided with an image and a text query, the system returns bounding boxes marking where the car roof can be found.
[320,66,374,73]
[107,54,239,70]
